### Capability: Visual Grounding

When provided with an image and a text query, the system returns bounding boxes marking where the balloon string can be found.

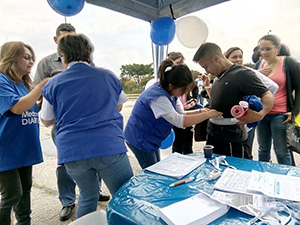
[169,4,176,20]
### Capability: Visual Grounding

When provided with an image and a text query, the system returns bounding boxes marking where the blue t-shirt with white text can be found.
[0,74,43,171]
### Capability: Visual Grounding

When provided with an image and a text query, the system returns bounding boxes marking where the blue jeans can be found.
[53,125,104,207]
[197,94,204,105]
[52,125,76,207]
[0,166,32,225]
[257,113,292,165]
[64,153,133,218]
[126,141,160,169]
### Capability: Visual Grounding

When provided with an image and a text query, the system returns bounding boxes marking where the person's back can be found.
[41,33,133,219]
[43,63,126,164]
[35,23,110,222]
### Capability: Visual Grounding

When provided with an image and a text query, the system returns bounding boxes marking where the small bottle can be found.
[208,169,222,180]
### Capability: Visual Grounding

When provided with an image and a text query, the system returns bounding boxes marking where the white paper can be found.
[159,192,229,225]
[145,152,205,179]
[247,170,300,202]
[211,190,275,217]
[214,168,251,194]
[215,169,300,202]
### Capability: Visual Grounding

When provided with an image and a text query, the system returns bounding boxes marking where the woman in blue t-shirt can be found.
[0,42,49,225]
[125,59,222,169]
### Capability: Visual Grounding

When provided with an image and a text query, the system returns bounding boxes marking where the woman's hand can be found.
[207,109,223,118]
[185,101,196,110]
[282,112,292,124]
[258,67,272,76]
[201,73,211,87]
[36,78,50,90]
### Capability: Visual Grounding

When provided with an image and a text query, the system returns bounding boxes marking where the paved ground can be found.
[16,98,300,224]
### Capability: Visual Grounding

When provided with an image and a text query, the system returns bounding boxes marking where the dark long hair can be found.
[224,47,243,59]
[158,59,193,94]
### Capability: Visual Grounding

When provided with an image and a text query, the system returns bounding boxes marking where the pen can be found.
[169,177,194,187]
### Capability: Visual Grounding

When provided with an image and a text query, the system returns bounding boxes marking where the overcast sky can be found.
[1,0,300,76]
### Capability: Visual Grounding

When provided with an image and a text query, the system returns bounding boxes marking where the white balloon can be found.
[176,16,208,48]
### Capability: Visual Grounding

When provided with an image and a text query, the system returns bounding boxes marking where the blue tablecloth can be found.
[107,153,300,224]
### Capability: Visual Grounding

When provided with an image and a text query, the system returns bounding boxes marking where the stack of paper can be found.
[145,153,205,179]
[159,192,229,225]
[214,168,300,202]
[213,168,251,194]
[247,170,300,202]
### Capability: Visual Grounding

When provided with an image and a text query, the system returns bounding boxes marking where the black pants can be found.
[172,126,193,155]
[206,134,251,159]
[0,166,32,225]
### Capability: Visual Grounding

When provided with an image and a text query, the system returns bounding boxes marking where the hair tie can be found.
[165,66,173,72]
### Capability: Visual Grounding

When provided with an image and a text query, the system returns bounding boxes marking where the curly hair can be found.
[57,33,94,64]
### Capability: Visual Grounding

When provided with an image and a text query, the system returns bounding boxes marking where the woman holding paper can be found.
[124,59,222,169]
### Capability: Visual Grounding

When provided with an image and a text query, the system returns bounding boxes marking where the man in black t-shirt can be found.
[193,43,274,159]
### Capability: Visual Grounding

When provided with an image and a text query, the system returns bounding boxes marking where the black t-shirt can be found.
[208,64,268,142]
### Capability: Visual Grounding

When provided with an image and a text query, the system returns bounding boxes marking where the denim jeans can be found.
[64,153,133,218]
[197,94,204,105]
[53,125,104,207]
[257,113,292,165]
[126,141,160,169]
[52,125,76,207]
[56,165,76,207]
[0,166,32,225]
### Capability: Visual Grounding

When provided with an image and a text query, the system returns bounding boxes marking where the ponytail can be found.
[158,59,193,94]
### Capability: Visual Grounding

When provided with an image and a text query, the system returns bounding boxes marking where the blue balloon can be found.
[47,0,85,17]
[160,129,175,149]
[150,17,175,46]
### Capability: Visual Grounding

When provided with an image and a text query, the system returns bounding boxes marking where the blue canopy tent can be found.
[86,0,228,22]
[86,0,229,78]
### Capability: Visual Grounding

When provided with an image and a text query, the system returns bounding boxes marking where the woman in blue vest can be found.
[0,42,49,225]
[40,34,133,219]
[125,59,222,169]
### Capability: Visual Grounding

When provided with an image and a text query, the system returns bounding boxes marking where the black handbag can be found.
[286,122,300,154]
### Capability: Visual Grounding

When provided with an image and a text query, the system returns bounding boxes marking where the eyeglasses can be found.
[23,54,34,62]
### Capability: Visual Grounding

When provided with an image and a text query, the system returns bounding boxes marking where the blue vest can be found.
[125,82,177,152]
[42,63,127,164]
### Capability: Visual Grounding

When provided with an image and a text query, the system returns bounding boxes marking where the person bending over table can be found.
[124,59,222,169]
[40,33,133,219]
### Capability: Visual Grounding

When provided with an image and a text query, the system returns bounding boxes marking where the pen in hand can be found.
[169,177,194,187]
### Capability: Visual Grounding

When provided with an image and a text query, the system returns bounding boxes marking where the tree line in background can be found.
[119,63,206,94]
